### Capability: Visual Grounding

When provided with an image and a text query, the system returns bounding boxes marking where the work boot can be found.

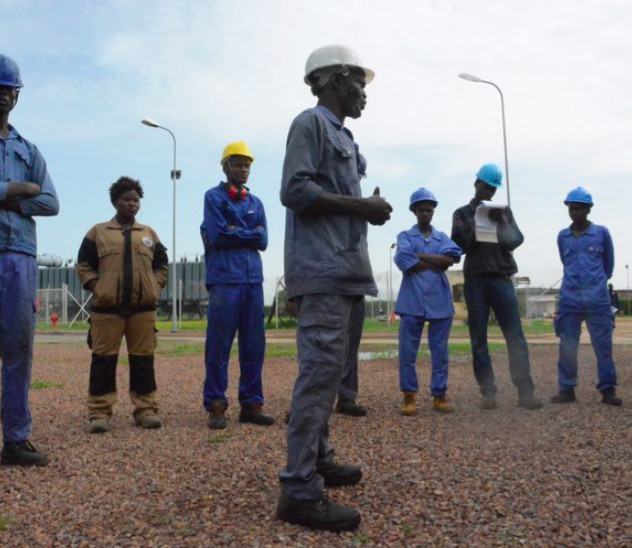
[276,490,361,532]
[208,399,228,430]
[433,394,455,413]
[239,403,274,426]
[335,399,367,417]
[316,462,362,487]
[89,418,111,434]
[1,440,49,467]
[518,393,544,410]
[550,388,576,404]
[401,391,418,416]
[601,388,623,407]
[480,394,498,410]
[136,414,163,429]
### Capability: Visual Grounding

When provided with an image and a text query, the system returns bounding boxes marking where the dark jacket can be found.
[451,199,523,277]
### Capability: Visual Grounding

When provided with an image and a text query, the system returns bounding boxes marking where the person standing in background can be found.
[77,177,167,433]
[200,142,273,430]
[551,187,621,406]
[0,55,59,466]
[451,163,542,411]
[395,188,462,417]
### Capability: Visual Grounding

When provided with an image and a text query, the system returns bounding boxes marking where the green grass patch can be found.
[157,342,205,358]
[208,432,231,444]
[31,381,64,389]
[0,515,12,531]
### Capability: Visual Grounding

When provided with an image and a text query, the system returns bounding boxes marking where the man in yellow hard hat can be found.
[200,142,273,429]
[277,45,392,532]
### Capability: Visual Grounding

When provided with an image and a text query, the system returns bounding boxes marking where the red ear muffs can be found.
[228,185,248,201]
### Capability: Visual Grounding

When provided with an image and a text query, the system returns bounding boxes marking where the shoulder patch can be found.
[142,236,154,247]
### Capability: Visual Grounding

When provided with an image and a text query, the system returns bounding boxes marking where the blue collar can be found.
[0,124,20,141]
[315,105,343,128]
[561,222,595,237]
[412,224,441,241]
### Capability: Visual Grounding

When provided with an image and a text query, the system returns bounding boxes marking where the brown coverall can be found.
[77,218,168,421]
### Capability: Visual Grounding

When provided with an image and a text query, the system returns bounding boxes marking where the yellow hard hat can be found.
[220,141,255,165]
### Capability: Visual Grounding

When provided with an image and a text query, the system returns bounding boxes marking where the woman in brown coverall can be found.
[77,176,169,433]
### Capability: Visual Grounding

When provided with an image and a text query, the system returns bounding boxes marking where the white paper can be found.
[474,201,507,243]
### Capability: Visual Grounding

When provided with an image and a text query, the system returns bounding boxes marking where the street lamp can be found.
[388,243,396,327]
[626,264,630,316]
[458,72,511,209]
[141,118,180,332]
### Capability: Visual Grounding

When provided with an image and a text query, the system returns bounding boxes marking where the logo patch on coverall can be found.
[142,237,154,247]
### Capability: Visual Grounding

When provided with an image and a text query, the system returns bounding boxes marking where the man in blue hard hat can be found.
[451,163,542,411]
[277,44,392,532]
[551,187,621,406]
[0,55,59,466]
[394,188,462,417]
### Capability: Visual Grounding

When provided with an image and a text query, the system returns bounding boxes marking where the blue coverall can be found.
[279,106,377,501]
[394,225,461,396]
[200,182,267,410]
[0,126,59,443]
[555,223,617,392]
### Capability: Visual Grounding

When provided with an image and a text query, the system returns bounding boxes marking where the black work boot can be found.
[1,440,49,467]
[335,399,367,417]
[208,399,228,430]
[316,462,362,487]
[239,403,274,426]
[550,388,576,404]
[518,393,544,410]
[601,388,623,407]
[276,490,361,532]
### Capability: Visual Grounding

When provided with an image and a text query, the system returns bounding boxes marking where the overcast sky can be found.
[4,0,631,301]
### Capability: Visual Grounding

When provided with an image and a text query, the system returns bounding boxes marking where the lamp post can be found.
[626,264,630,315]
[141,118,180,332]
[388,243,396,327]
[458,73,511,209]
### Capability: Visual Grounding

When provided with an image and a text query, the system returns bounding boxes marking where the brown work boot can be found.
[208,399,228,429]
[239,403,274,426]
[401,391,418,416]
[433,394,455,413]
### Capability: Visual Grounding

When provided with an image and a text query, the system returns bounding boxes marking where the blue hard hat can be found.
[564,187,593,206]
[0,55,23,88]
[476,163,503,187]
[409,187,438,211]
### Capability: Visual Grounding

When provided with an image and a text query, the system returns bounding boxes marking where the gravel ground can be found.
[2,341,632,547]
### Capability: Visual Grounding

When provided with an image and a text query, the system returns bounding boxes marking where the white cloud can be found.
[3,0,632,296]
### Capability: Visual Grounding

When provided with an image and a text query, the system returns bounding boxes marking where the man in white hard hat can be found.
[0,55,59,466]
[277,44,392,532]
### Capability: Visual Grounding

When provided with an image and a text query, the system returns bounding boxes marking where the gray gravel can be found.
[2,342,632,547]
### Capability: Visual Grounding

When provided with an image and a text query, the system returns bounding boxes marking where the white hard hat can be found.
[304,44,375,86]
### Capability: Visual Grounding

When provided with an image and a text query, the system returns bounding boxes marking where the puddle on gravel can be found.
[358,351,399,361]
